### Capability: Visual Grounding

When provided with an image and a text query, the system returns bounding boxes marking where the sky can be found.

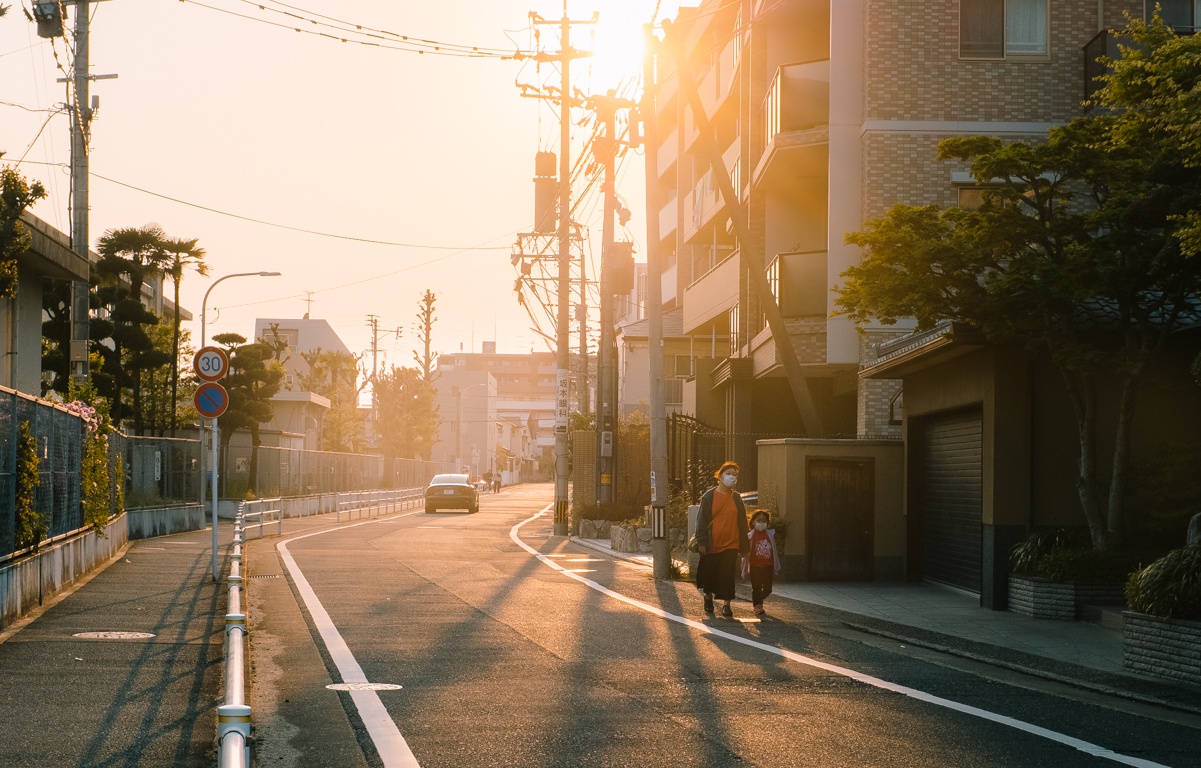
[2,0,685,380]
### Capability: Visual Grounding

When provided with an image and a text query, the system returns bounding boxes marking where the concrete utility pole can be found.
[642,27,671,580]
[528,5,596,536]
[589,91,635,508]
[66,1,110,387]
[662,20,826,438]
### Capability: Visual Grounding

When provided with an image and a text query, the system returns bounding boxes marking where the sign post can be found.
[194,348,230,581]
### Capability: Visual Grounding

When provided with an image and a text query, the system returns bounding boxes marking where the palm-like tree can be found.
[162,237,207,435]
[94,224,171,431]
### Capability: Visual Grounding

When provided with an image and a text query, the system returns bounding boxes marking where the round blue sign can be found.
[194,382,229,418]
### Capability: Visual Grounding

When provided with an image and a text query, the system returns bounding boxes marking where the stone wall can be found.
[1123,612,1201,686]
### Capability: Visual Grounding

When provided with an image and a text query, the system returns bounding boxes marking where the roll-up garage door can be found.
[921,411,983,594]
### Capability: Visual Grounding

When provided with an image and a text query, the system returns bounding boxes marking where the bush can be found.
[14,421,46,552]
[1126,546,1201,621]
[1010,528,1141,583]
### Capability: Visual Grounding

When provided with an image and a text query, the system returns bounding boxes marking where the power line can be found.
[86,171,510,250]
[180,0,525,58]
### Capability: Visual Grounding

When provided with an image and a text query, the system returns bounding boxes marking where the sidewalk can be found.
[570,536,1201,716]
[0,526,227,767]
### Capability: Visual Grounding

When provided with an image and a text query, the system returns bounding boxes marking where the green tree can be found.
[0,157,47,300]
[837,20,1201,552]
[375,364,440,462]
[300,347,365,452]
[92,225,173,432]
[214,333,283,496]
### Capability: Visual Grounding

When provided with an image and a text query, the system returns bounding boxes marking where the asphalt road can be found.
[245,483,1201,768]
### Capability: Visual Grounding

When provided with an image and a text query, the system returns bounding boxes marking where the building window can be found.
[1151,0,1201,31]
[960,0,1047,59]
[957,185,998,209]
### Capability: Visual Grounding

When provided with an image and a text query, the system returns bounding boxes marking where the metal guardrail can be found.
[240,498,283,538]
[218,513,250,768]
[335,487,425,521]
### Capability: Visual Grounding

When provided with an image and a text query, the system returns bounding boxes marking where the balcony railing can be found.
[762,59,830,150]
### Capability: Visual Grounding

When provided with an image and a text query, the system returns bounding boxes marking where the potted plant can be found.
[1123,546,1201,684]
[1007,529,1135,619]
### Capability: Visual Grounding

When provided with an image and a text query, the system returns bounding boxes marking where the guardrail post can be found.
[217,703,251,767]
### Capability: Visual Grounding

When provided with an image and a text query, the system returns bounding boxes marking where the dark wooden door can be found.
[806,458,874,581]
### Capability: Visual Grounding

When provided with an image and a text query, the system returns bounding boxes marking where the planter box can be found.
[1123,612,1201,685]
[1007,575,1125,619]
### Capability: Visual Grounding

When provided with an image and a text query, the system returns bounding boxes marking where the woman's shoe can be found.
[704,595,715,614]
[753,604,765,615]
[721,604,734,618]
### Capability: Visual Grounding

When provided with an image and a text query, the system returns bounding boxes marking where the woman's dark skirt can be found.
[695,548,739,600]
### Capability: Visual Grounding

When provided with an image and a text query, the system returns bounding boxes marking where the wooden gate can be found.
[806,458,875,581]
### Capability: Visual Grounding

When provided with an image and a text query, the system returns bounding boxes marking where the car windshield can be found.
[430,474,469,486]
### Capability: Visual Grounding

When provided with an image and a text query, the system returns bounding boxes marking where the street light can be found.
[201,270,281,581]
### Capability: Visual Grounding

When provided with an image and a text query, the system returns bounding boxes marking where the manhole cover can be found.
[326,682,403,691]
[73,631,156,640]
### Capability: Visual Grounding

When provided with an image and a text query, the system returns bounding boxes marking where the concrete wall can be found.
[757,437,904,581]
[0,515,129,630]
[126,504,206,539]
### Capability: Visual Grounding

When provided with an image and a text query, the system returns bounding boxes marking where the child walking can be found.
[742,510,781,615]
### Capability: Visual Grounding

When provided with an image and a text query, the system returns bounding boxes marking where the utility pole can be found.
[525,5,596,536]
[61,1,114,387]
[642,27,671,580]
[589,91,635,508]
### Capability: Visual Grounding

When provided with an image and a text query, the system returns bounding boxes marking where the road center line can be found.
[277,511,424,768]
[510,507,1168,768]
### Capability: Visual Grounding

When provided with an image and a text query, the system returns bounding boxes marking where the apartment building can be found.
[659,0,1142,446]
[653,0,1144,593]
[433,346,558,481]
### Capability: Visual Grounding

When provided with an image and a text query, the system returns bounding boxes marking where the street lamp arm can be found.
[200,271,282,348]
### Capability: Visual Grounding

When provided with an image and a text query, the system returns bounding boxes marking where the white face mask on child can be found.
[721,472,737,488]
[754,521,767,531]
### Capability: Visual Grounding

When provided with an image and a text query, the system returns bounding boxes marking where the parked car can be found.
[425,473,479,514]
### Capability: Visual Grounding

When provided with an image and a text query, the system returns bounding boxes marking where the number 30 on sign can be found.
[193,346,229,382]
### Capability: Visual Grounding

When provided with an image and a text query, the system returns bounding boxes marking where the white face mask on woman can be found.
[721,472,737,488]
[754,521,767,531]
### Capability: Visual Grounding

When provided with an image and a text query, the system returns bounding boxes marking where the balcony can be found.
[697,38,739,120]
[683,138,741,240]
[657,130,678,179]
[683,249,739,334]
[658,195,677,241]
[754,60,830,189]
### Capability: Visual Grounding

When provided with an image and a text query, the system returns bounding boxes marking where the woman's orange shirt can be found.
[710,490,740,553]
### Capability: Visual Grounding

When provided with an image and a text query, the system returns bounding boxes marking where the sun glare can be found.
[585,6,652,94]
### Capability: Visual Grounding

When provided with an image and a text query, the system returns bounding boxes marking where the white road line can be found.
[510,508,1170,768]
[277,512,423,768]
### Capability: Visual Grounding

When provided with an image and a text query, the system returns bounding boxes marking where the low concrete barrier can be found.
[127,504,206,540]
[0,514,129,630]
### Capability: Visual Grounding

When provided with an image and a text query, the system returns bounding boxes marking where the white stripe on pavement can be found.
[510,507,1170,768]
[278,512,424,768]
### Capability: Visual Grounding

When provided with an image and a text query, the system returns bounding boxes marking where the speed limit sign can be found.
[193,346,229,382]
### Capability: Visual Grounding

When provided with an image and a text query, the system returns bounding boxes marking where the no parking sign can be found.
[194,382,229,419]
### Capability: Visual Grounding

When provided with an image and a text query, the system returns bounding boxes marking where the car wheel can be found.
[470,503,478,514]
[425,503,434,514]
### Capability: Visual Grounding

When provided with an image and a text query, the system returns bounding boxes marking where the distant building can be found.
[433,346,556,482]
[249,317,356,451]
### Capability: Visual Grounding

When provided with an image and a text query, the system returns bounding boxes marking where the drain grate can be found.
[249,574,280,579]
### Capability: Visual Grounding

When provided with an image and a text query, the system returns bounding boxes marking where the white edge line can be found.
[277,512,422,768]
[510,507,1170,768]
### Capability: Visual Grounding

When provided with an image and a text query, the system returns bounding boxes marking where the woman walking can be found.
[694,461,750,618]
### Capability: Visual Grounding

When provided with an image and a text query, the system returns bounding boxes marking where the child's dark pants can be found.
[749,564,774,606]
